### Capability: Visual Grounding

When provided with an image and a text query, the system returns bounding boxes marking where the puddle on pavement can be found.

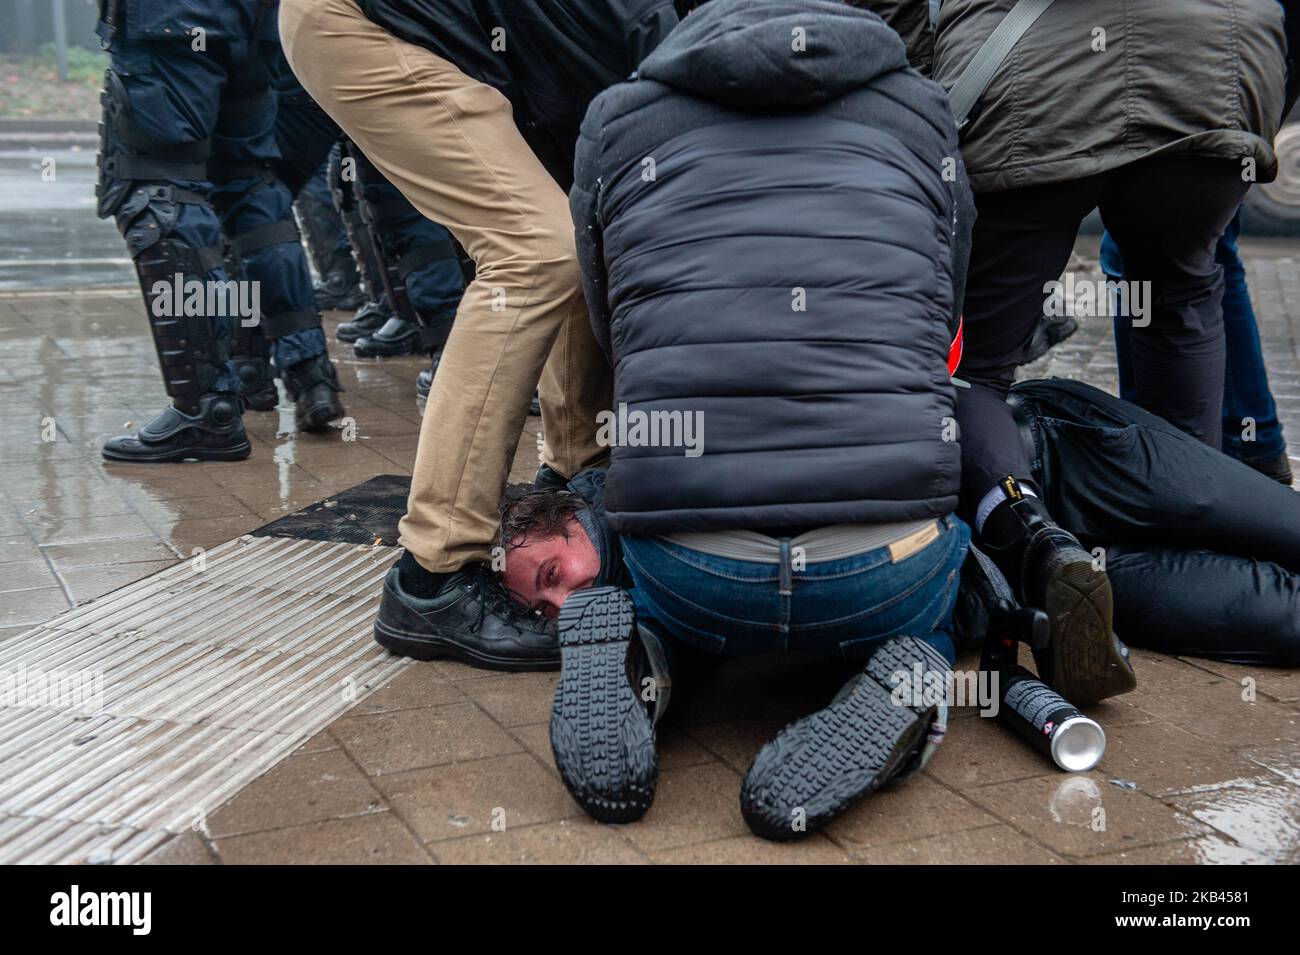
[1173,778,1300,862]
[1042,771,1299,861]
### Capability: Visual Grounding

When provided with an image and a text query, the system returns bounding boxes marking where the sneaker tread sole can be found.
[549,587,656,824]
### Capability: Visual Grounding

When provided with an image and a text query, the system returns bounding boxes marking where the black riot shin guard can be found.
[97,70,250,463]
[295,183,364,311]
[98,68,231,413]
[133,237,232,413]
[232,315,277,412]
[354,182,457,358]
[296,184,347,280]
[221,247,278,412]
[331,145,384,302]
[105,204,251,461]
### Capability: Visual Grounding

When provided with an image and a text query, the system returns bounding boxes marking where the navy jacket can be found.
[572,0,972,534]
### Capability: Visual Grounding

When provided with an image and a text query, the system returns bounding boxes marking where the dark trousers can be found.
[1011,378,1300,665]
[1104,212,1287,462]
[957,156,1250,509]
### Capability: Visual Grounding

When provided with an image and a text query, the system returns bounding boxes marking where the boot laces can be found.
[470,565,540,625]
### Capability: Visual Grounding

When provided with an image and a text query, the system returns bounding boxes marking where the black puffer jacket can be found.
[356,0,678,188]
[572,0,972,534]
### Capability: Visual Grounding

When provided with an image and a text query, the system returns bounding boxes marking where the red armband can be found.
[947,316,963,377]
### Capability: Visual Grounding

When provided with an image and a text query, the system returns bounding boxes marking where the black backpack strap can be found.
[947,0,1057,129]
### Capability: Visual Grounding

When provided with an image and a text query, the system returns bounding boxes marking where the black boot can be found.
[1022,312,1079,365]
[232,320,277,412]
[281,353,345,433]
[415,350,441,400]
[415,366,434,399]
[101,216,249,463]
[233,356,278,413]
[1243,449,1295,487]
[549,587,659,823]
[741,636,947,841]
[104,393,250,463]
[314,270,366,312]
[354,315,419,358]
[374,557,559,670]
[295,184,366,312]
[336,297,391,344]
[979,481,1135,703]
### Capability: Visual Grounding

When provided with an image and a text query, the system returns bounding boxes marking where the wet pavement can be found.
[1,242,1298,863]
[0,142,131,291]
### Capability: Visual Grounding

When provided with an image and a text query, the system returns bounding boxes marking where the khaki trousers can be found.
[280,0,611,572]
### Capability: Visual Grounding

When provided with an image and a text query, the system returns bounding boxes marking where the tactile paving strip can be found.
[0,535,408,864]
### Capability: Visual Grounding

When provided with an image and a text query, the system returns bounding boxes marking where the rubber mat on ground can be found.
[252,474,411,544]
[252,475,536,545]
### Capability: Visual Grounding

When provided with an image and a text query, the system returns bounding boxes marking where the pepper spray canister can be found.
[998,666,1105,771]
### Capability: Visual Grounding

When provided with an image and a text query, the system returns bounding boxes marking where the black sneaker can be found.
[281,353,346,433]
[336,298,390,344]
[374,560,559,671]
[741,636,948,841]
[549,587,658,823]
[980,484,1135,703]
[102,395,250,464]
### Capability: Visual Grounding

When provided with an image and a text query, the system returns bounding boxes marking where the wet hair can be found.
[498,488,579,551]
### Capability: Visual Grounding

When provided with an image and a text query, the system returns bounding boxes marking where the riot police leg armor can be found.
[349,148,464,361]
[96,67,250,462]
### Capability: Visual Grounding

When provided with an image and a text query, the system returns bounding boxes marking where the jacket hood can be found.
[637,0,910,110]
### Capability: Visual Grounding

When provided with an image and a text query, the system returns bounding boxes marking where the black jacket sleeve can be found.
[947,145,974,338]
[615,0,679,71]
[847,0,934,75]
[571,93,615,364]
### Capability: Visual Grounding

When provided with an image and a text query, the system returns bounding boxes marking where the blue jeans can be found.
[1102,214,1286,461]
[621,516,969,666]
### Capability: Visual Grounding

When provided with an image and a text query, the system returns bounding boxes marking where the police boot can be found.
[102,231,250,463]
[353,315,419,358]
[232,318,278,412]
[979,480,1135,703]
[1022,312,1079,365]
[337,295,391,344]
[104,394,249,464]
[415,351,440,400]
[315,270,366,313]
[296,188,365,312]
[281,352,346,433]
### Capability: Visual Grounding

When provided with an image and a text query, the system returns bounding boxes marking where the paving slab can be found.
[2,257,1298,864]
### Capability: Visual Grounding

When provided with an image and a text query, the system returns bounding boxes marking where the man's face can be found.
[500,516,600,619]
